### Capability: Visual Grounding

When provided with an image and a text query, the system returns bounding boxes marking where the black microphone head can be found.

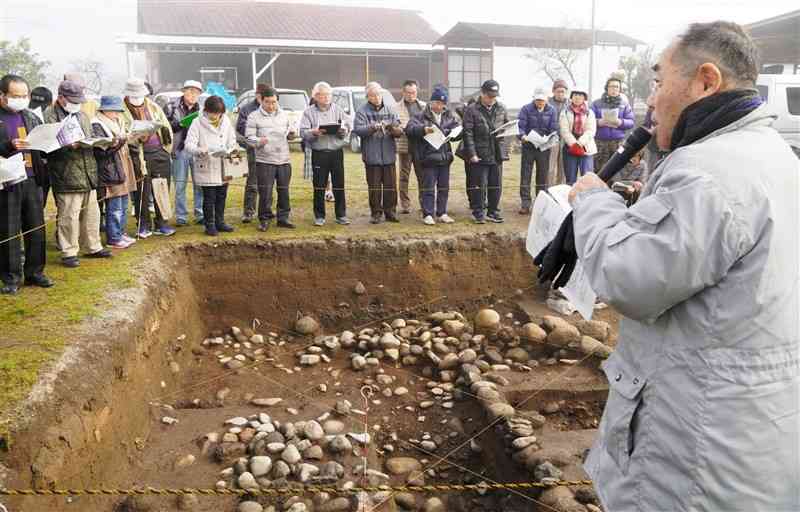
[623,126,653,153]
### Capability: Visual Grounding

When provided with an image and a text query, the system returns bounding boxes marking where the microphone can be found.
[597,126,652,182]
[533,126,653,289]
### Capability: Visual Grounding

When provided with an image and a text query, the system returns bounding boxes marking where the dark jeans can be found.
[520,143,551,208]
[243,148,258,217]
[0,179,46,285]
[466,161,502,217]
[365,164,398,218]
[201,184,229,228]
[311,149,346,219]
[256,162,291,222]
[421,164,450,217]
[563,152,594,185]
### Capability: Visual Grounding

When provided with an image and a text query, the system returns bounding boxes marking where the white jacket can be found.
[184,114,238,186]
[559,107,598,155]
[574,105,799,511]
[245,106,292,165]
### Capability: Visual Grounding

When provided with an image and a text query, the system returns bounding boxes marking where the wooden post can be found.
[365,51,370,83]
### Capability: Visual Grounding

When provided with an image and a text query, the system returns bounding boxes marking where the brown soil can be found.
[0,234,614,512]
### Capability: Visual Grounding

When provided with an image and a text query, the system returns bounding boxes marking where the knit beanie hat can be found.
[552,79,569,92]
[430,85,448,103]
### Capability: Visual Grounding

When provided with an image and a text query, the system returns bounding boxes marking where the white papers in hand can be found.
[26,123,65,153]
[601,108,620,124]
[525,185,598,320]
[491,119,519,138]
[524,130,559,151]
[130,120,162,135]
[0,153,27,187]
[423,125,462,150]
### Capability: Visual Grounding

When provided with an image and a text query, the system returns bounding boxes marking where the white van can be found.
[756,74,800,157]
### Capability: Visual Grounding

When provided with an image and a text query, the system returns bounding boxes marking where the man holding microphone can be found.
[565,21,798,511]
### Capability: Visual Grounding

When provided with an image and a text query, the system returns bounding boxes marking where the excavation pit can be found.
[0,235,617,512]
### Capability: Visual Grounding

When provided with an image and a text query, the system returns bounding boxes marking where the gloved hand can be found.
[533,212,577,289]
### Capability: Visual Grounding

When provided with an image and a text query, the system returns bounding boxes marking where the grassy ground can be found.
[0,149,526,419]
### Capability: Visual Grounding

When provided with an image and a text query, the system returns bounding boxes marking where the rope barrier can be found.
[0,479,594,498]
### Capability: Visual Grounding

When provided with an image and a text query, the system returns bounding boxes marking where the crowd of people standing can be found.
[0,71,647,295]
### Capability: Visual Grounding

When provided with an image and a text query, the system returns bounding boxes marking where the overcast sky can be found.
[1,0,796,83]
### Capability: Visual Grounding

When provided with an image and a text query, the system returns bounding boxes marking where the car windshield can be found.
[352,91,396,111]
[279,92,309,111]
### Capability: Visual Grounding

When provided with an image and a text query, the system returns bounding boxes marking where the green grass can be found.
[0,149,525,423]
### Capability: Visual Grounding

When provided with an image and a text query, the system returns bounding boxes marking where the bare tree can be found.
[524,21,600,87]
[618,46,656,105]
[70,59,106,96]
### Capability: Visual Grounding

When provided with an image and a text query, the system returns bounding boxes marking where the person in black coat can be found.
[459,80,510,224]
[0,74,53,294]
[405,86,461,225]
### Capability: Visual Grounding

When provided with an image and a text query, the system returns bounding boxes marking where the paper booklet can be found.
[424,125,462,150]
[526,184,598,320]
[601,108,620,124]
[210,146,245,159]
[130,120,164,135]
[26,116,87,153]
[78,137,115,149]
[524,130,559,151]
[0,153,27,189]
[490,119,519,138]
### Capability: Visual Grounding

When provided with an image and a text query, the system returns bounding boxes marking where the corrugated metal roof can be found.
[137,0,440,45]
[436,22,643,48]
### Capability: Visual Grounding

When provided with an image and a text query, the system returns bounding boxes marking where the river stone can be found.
[328,435,353,454]
[521,322,547,343]
[380,332,401,349]
[351,355,367,370]
[512,436,538,450]
[474,309,501,335]
[442,320,465,337]
[505,347,530,363]
[354,281,367,295]
[281,445,301,464]
[391,318,407,329]
[238,502,264,512]
[252,397,283,407]
[300,354,321,366]
[177,494,199,510]
[323,420,346,435]
[295,316,320,335]
[423,497,445,512]
[486,402,515,420]
[304,445,324,460]
[458,349,477,364]
[272,460,291,479]
[298,463,320,482]
[395,492,417,510]
[237,472,258,490]
[385,457,422,475]
[575,319,610,342]
[304,420,325,441]
[249,456,272,477]
[318,497,351,512]
[547,324,581,347]
[438,353,460,370]
[580,335,613,358]
[535,461,564,481]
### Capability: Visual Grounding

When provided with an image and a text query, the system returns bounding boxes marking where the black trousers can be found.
[311,149,346,219]
[466,161,502,217]
[256,162,291,222]
[520,143,551,208]
[365,164,398,218]
[201,184,229,228]
[0,178,46,285]
[243,148,258,217]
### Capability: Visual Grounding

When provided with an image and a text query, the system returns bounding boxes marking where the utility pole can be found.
[588,0,597,99]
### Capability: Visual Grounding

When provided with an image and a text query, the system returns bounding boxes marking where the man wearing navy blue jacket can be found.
[517,87,558,214]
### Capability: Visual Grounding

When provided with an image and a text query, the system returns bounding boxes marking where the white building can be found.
[435,22,644,109]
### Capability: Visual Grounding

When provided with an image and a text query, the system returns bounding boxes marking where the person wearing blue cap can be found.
[405,85,461,225]
[92,96,138,249]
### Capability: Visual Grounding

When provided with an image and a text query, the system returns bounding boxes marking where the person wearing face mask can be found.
[0,74,53,293]
[184,96,239,236]
[43,80,112,268]
[121,77,175,238]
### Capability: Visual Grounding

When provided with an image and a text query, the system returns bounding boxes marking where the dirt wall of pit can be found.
[0,234,538,512]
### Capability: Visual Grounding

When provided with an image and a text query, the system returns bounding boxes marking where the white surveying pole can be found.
[588,0,597,99]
